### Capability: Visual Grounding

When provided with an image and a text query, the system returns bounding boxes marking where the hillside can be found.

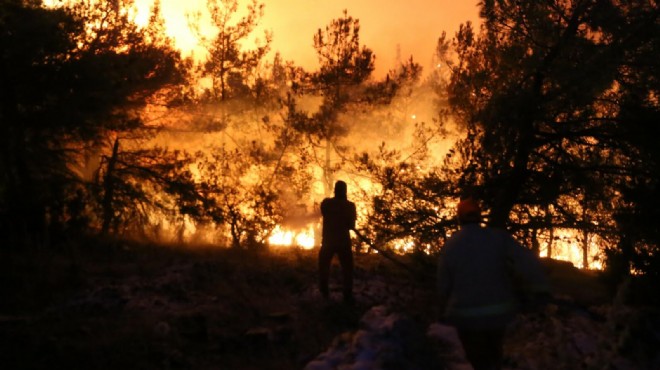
[1,239,658,369]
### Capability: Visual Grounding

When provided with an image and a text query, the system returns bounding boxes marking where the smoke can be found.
[128,0,480,79]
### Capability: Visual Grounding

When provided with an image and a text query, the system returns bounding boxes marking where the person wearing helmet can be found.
[436,197,550,370]
[319,180,357,304]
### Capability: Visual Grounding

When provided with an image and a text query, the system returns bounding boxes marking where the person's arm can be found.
[506,235,551,307]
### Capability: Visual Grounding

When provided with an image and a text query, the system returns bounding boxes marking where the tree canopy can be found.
[0,0,184,245]
[440,0,659,273]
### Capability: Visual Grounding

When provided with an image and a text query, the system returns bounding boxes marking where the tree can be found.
[295,10,376,196]
[441,1,659,275]
[0,0,184,247]
[177,0,301,247]
[93,135,200,238]
[353,144,456,254]
[192,0,271,101]
[191,142,281,249]
[598,1,660,278]
[346,54,455,252]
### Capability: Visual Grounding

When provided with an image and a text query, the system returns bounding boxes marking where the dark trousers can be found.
[457,328,505,370]
[318,244,353,300]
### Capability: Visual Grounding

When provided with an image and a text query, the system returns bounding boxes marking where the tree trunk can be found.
[101,138,120,235]
[582,228,589,269]
[323,138,333,197]
[547,227,554,259]
[581,203,590,269]
[229,206,241,248]
[531,227,540,256]
[488,151,530,228]
[546,206,554,258]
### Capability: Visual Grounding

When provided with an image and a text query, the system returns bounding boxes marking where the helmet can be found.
[457,198,481,223]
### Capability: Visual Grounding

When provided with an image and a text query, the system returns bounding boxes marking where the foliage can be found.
[180,0,304,248]
[0,0,184,247]
[2,0,658,283]
[92,137,200,238]
[191,143,282,249]
[305,10,377,194]
[192,0,271,101]
[437,0,659,276]
[353,145,455,253]
[312,10,375,89]
[347,55,456,255]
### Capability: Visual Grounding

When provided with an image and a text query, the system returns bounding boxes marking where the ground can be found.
[0,238,658,370]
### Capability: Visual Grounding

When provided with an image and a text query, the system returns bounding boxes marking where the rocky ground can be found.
[1,239,658,370]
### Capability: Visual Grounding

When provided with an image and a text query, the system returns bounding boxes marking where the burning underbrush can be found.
[0,237,658,370]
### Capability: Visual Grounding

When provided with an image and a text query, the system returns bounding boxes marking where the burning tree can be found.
[190,0,271,102]
[190,143,281,248]
[343,49,461,256]
[307,9,376,196]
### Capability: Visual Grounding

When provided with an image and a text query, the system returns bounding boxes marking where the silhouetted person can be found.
[436,198,550,370]
[319,180,357,303]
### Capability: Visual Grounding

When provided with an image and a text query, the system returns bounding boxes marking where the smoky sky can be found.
[137,0,480,77]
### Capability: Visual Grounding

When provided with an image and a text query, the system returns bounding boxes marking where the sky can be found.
[140,0,481,78]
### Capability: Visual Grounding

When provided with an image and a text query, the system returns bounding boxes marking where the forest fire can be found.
[25,0,656,280]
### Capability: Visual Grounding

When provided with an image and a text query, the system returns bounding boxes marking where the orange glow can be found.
[391,236,416,254]
[134,0,480,76]
[538,228,605,270]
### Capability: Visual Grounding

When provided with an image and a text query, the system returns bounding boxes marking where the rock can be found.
[303,305,441,369]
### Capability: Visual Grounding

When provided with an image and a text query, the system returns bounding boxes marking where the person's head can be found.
[334,180,347,199]
[457,198,481,225]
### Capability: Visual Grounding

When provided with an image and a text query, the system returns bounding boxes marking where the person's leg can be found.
[318,246,333,298]
[336,245,354,303]
[457,328,505,370]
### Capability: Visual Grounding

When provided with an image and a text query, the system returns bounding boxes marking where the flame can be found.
[390,237,415,253]
[538,228,604,270]
[268,225,316,249]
